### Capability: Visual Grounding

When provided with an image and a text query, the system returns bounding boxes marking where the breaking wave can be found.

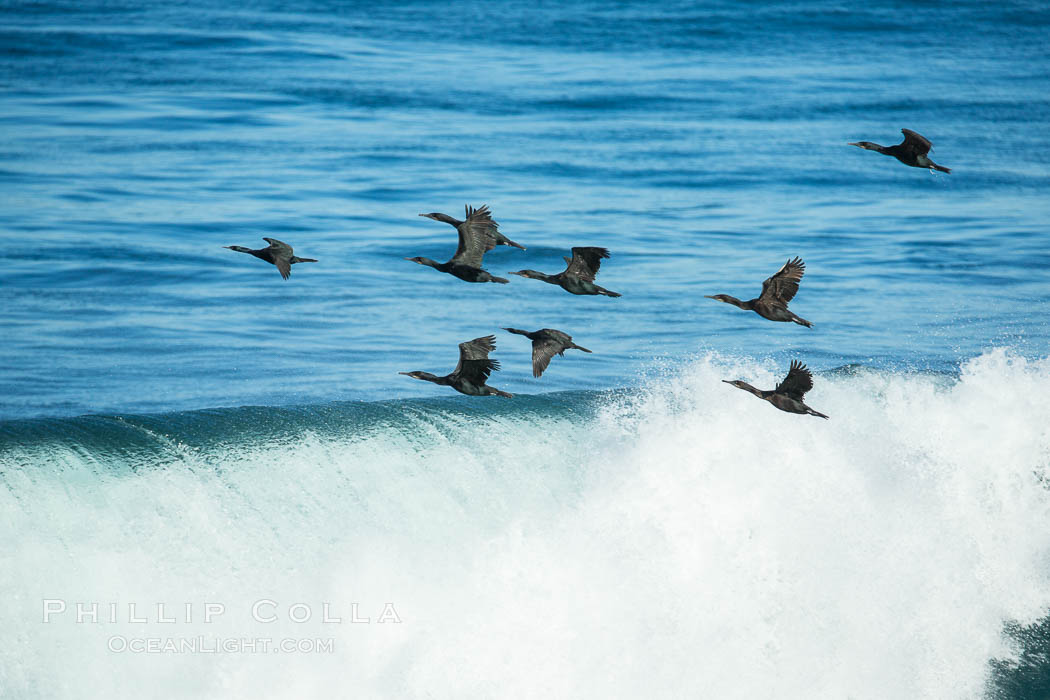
[2,349,1049,699]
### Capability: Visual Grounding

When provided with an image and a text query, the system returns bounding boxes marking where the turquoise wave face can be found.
[2,351,1050,698]
[0,389,607,461]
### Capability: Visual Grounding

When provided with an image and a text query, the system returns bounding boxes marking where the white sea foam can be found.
[2,349,1050,698]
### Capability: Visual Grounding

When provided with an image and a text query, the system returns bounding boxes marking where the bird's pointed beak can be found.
[704,295,716,299]
[722,380,732,384]
[507,271,524,276]
[398,371,412,376]
[847,142,861,147]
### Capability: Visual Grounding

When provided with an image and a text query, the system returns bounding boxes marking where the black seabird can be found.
[722,360,829,419]
[502,327,592,377]
[224,238,317,279]
[399,335,513,397]
[509,247,621,297]
[849,129,951,173]
[706,257,812,327]
[407,205,518,284]
[419,205,525,250]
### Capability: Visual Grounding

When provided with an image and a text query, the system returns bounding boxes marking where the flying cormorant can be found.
[706,257,812,327]
[722,360,829,419]
[407,205,518,283]
[502,327,592,377]
[419,205,525,250]
[224,238,317,280]
[849,129,951,173]
[400,335,513,397]
[509,247,621,297]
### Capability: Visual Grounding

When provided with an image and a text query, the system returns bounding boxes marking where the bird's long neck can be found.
[432,213,462,227]
[722,295,754,310]
[735,382,767,399]
[537,272,560,284]
[227,246,267,259]
[419,372,448,385]
[503,328,531,337]
[418,257,448,271]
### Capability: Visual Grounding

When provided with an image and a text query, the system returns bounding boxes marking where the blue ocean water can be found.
[1,0,1048,417]
[2,1,1050,698]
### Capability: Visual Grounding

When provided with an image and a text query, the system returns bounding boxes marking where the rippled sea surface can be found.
[2,0,1048,418]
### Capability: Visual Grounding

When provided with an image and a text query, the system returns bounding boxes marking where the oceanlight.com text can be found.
[107,636,335,654]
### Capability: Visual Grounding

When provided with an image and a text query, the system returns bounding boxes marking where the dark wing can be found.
[458,335,496,361]
[263,238,293,279]
[531,336,569,378]
[774,360,814,400]
[273,257,291,279]
[900,129,932,155]
[465,204,524,249]
[263,238,293,256]
[456,358,499,385]
[464,205,500,236]
[450,207,498,267]
[563,247,610,282]
[453,336,500,384]
[759,257,805,306]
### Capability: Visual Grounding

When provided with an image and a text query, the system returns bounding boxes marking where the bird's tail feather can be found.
[491,276,510,284]
[571,344,593,353]
[793,315,813,328]
[598,287,622,298]
[506,240,526,251]
[493,389,514,398]
[291,257,318,264]
[809,408,830,420]
[931,163,951,174]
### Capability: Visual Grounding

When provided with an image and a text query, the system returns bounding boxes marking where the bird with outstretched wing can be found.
[562,247,610,282]
[900,128,933,157]
[452,335,501,385]
[774,360,815,401]
[759,257,806,308]
[449,210,500,269]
